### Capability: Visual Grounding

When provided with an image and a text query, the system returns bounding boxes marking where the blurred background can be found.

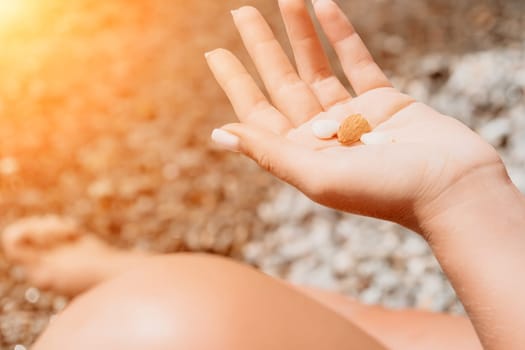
[0,0,524,348]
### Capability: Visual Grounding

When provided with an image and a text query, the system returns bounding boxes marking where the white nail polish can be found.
[360,132,395,145]
[312,0,331,6]
[211,129,241,152]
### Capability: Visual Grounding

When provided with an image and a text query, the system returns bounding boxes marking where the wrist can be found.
[414,162,525,349]
[416,161,525,244]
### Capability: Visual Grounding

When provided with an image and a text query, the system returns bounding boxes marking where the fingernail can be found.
[230,8,240,17]
[360,132,395,145]
[211,129,241,152]
[205,49,225,60]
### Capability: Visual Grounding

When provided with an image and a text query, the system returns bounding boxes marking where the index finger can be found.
[206,49,292,134]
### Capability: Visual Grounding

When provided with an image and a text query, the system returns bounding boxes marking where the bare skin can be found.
[208,2,500,231]
[208,0,525,348]
[1,0,523,349]
[2,216,481,350]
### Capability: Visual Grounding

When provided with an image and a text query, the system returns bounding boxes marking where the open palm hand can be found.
[207,0,502,231]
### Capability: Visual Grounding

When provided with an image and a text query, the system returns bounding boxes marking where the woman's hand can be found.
[206,3,525,347]
[206,0,505,232]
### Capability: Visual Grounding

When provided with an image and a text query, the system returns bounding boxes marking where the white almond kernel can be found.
[360,132,395,145]
[312,119,340,139]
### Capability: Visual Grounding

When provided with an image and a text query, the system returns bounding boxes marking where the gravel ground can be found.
[0,0,523,348]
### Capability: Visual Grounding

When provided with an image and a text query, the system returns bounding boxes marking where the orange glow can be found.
[0,1,26,25]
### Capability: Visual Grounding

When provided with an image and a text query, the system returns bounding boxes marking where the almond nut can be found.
[337,114,372,145]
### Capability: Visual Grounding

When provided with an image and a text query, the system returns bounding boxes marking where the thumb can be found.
[212,123,322,193]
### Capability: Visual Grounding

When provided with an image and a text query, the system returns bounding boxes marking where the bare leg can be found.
[300,288,481,350]
[2,216,481,349]
[33,254,387,350]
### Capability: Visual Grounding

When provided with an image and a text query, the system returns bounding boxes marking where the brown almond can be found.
[337,114,372,146]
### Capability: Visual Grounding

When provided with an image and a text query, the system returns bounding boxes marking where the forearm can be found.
[420,164,525,349]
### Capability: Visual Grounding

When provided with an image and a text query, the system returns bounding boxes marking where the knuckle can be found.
[257,153,275,173]
[309,69,335,84]
[353,54,374,71]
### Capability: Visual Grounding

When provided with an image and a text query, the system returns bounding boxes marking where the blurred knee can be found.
[34,254,261,350]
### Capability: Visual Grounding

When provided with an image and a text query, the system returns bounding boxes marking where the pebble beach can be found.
[0,0,523,348]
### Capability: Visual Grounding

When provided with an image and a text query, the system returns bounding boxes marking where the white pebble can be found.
[25,287,40,304]
[361,287,382,305]
[311,119,340,139]
[478,117,511,147]
[360,132,395,145]
[332,251,354,276]
[0,157,18,175]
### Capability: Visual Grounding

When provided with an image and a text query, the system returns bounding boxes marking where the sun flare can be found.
[0,1,27,25]
[0,2,23,16]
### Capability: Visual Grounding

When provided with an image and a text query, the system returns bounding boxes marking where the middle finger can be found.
[279,0,351,109]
